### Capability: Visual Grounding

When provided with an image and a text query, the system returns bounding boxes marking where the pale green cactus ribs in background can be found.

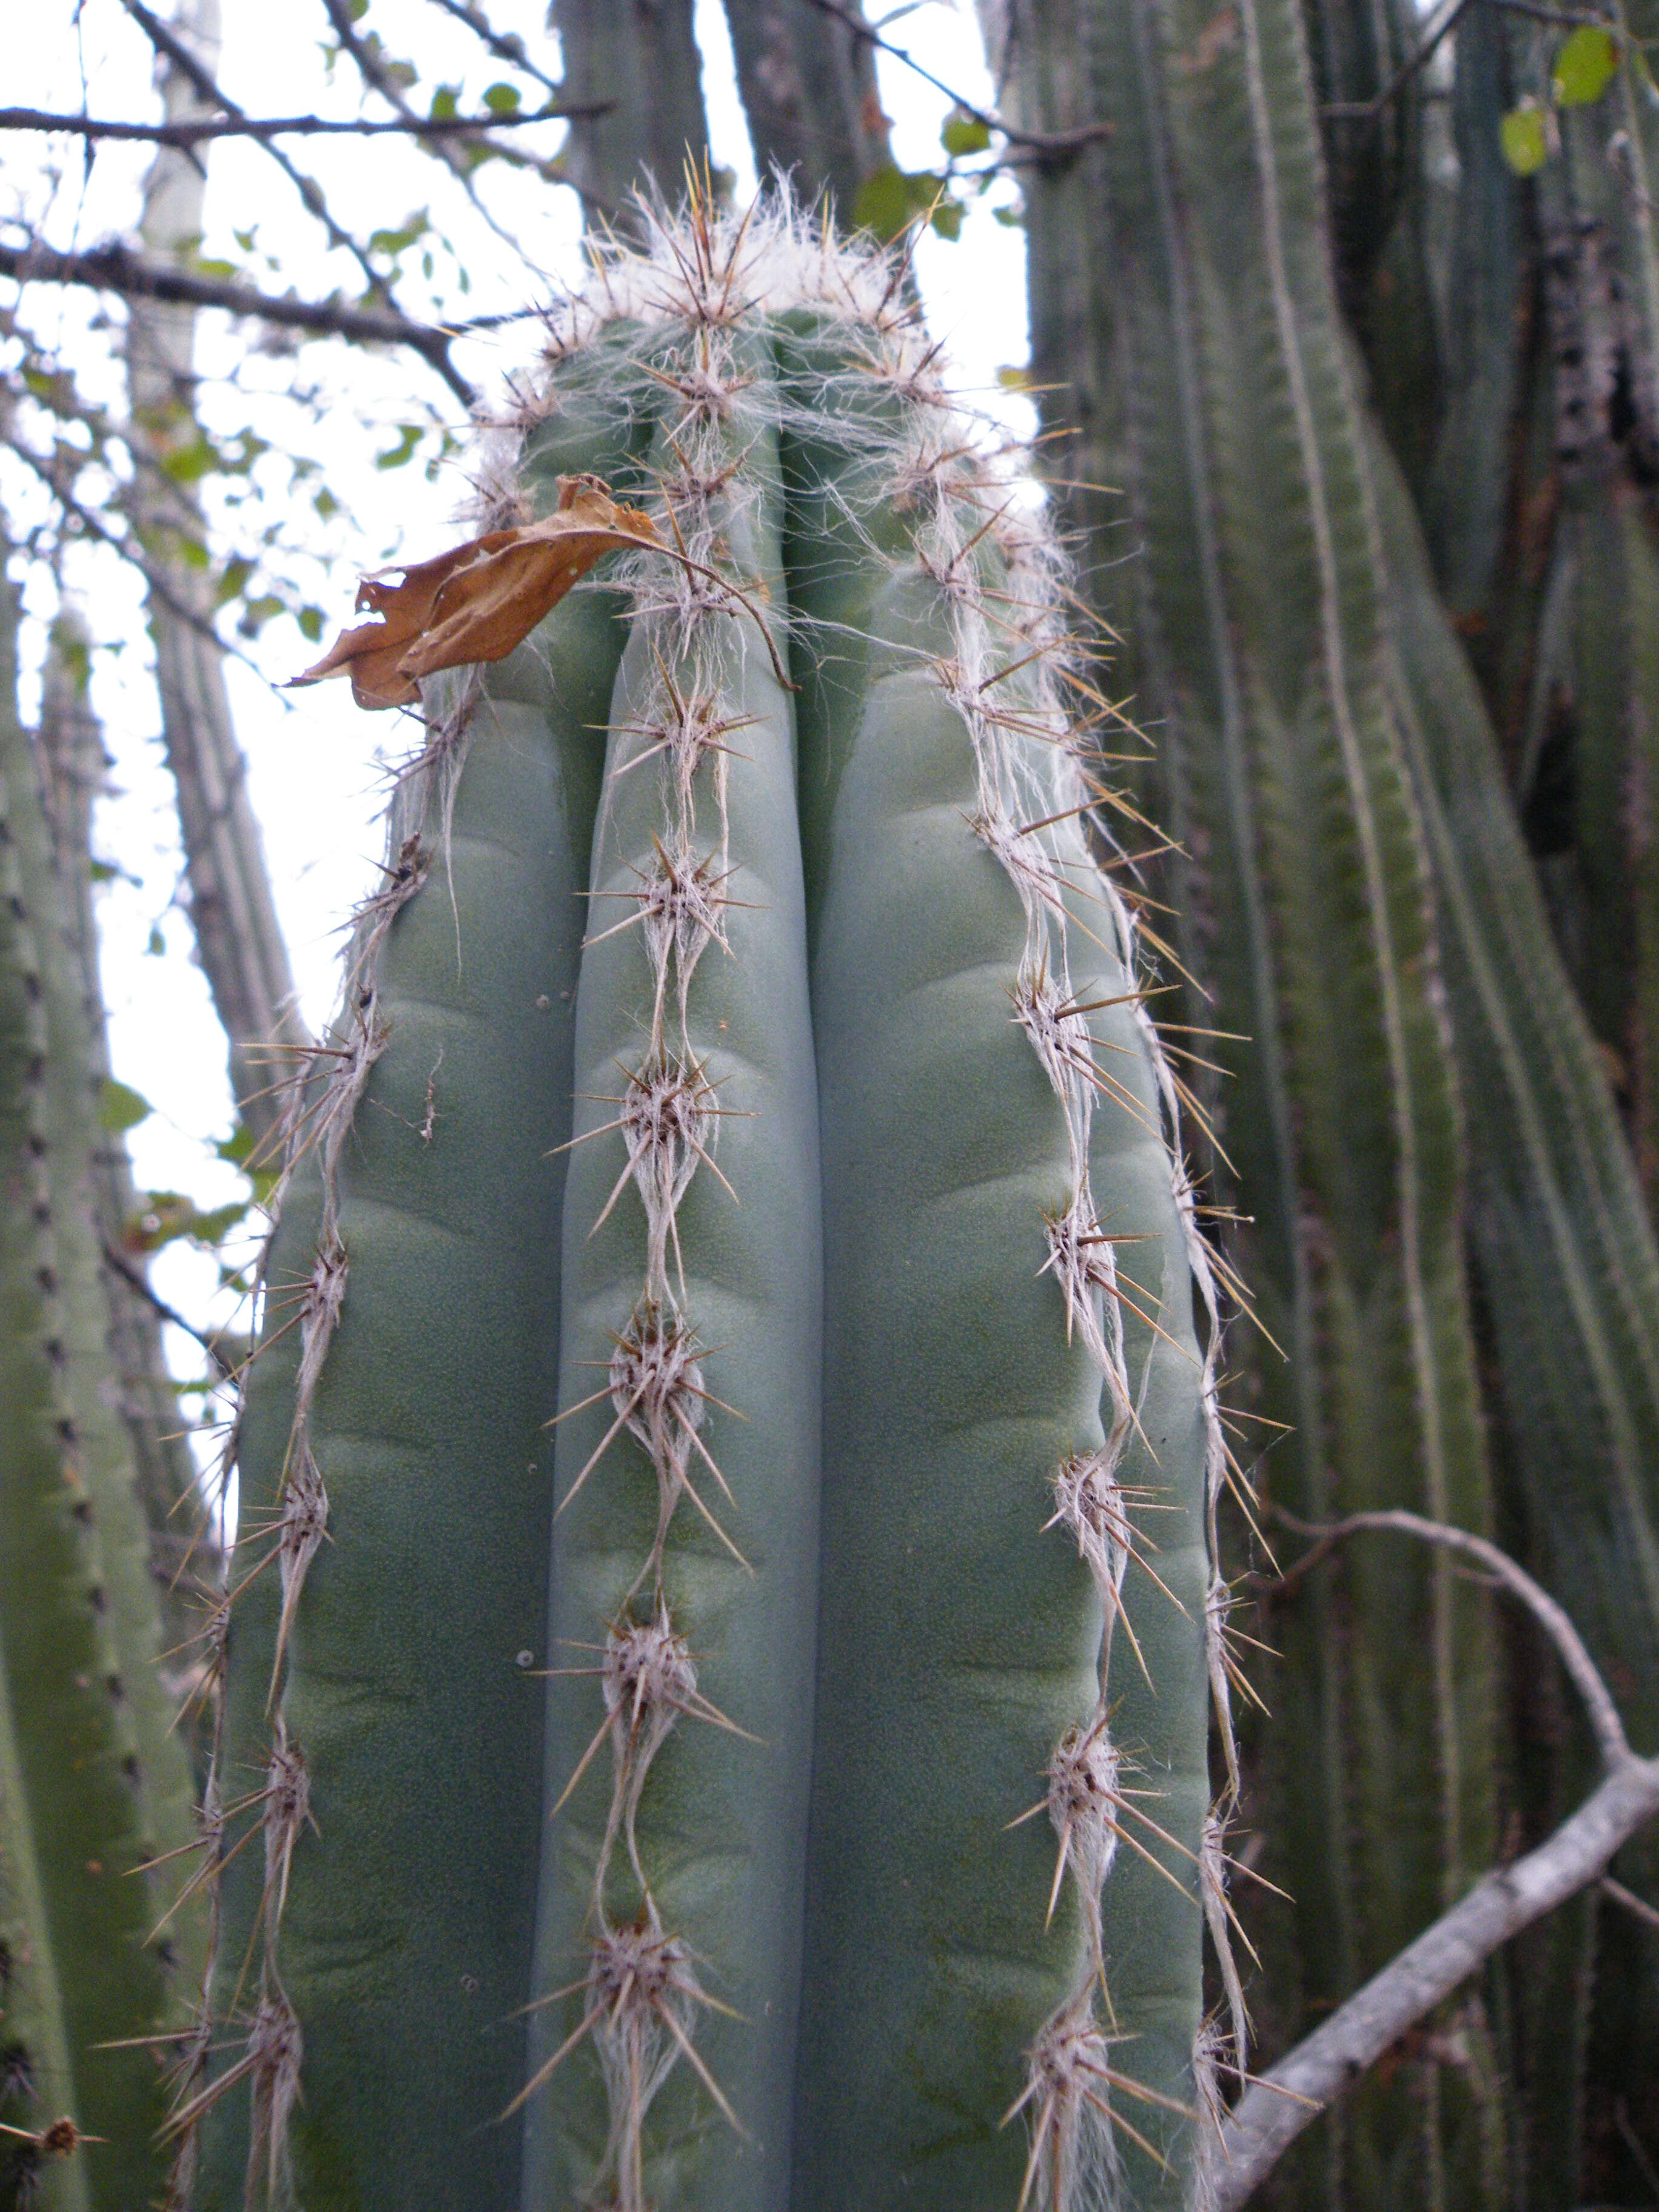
[185,195,1231,2212]
[1,554,203,2211]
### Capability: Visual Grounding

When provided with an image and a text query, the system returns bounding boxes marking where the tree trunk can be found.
[125,0,304,1150]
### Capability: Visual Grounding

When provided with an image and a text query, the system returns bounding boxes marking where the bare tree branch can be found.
[0,236,473,400]
[1210,1752,1659,2206]
[317,0,547,272]
[102,1238,240,1375]
[1266,1507,1630,1766]
[423,0,566,99]
[2,430,273,683]
[1319,0,1477,119]
[0,99,608,147]
[118,0,419,344]
[1215,1510,1659,2205]
[801,0,1111,158]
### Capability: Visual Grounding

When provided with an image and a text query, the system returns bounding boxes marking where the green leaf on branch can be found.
[852,164,950,241]
[429,84,459,121]
[1501,100,1550,173]
[369,210,429,259]
[483,82,521,115]
[217,1121,279,1205]
[375,424,421,471]
[236,592,284,637]
[941,109,993,157]
[98,1078,153,1134]
[127,1191,255,1256]
[1553,24,1620,104]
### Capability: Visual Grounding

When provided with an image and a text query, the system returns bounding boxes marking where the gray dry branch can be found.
[0,99,608,144]
[1211,1512,1659,2207]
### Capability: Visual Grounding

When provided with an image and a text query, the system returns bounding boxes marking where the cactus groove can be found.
[187,197,1230,2212]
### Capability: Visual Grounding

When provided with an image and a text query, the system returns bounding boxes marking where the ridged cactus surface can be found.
[1,564,199,2208]
[994,0,1504,2198]
[999,0,1659,2190]
[187,201,1228,2211]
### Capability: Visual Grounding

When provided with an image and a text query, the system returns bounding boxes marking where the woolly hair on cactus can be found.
[184,192,1233,2212]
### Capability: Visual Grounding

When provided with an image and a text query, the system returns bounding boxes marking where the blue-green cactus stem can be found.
[777,305,1216,2208]
[528,322,823,2212]
[192,344,654,2206]
[198,201,1223,2212]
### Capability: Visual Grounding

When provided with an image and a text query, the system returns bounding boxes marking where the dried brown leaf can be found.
[290,474,660,710]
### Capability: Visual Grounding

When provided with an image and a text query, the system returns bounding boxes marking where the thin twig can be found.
[423,0,565,98]
[800,0,1112,158]
[1210,1751,1659,2206]
[0,238,471,396]
[1320,0,1477,121]
[317,0,546,274]
[1601,1872,1659,1934]
[0,101,608,147]
[102,1239,240,1375]
[1214,1510,1655,2205]
[118,0,422,356]
[2,432,274,683]
[1265,1507,1629,1768]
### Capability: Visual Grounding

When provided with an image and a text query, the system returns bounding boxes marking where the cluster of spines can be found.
[163,717,459,2199]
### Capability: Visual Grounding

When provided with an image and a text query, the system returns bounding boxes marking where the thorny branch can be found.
[0,100,610,147]
[1213,1511,1659,2207]
[800,0,1112,158]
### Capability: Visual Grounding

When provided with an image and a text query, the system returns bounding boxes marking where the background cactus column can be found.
[1,550,198,2208]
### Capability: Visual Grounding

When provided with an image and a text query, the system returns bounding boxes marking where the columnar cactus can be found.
[1,562,201,2207]
[188,198,1229,2211]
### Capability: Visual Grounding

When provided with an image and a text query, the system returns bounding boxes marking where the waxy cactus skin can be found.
[190,201,1228,2212]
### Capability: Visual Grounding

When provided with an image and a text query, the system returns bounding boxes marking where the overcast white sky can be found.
[2,0,1033,1443]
